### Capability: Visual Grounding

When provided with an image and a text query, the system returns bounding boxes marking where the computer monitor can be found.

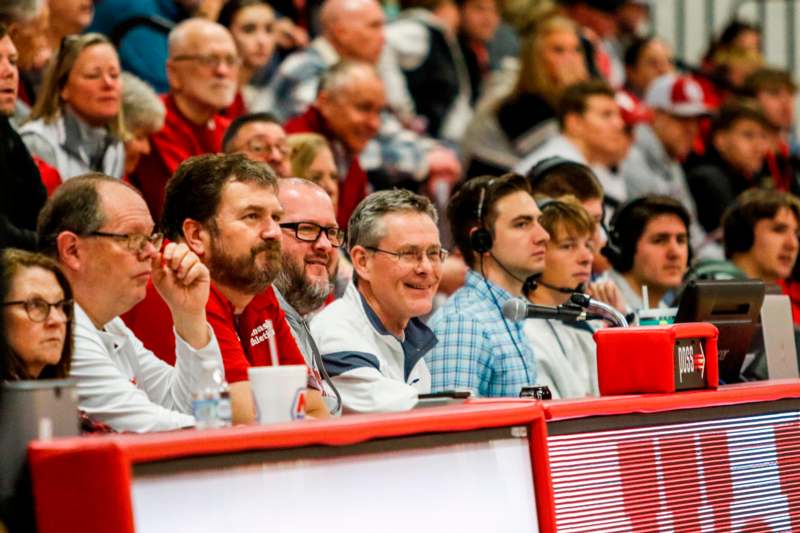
[675,279,765,383]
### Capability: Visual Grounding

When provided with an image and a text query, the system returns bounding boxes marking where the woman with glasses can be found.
[218,0,278,118]
[20,33,126,182]
[1,249,72,381]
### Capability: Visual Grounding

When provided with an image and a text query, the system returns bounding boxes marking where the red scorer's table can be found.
[27,380,800,533]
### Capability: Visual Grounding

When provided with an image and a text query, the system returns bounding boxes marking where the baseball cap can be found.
[644,74,710,117]
[615,90,652,127]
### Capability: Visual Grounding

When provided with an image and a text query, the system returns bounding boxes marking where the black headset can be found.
[602,196,693,272]
[526,156,582,189]
[469,185,495,254]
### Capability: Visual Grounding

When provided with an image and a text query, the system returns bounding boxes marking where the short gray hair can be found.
[318,60,381,97]
[0,0,42,24]
[347,189,437,250]
[122,72,165,136]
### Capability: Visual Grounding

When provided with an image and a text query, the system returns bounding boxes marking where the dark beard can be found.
[273,254,334,315]
[207,238,281,295]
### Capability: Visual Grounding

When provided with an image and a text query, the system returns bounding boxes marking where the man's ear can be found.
[181,219,209,257]
[55,231,81,273]
[563,112,582,137]
[350,245,371,282]
[165,59,181,92]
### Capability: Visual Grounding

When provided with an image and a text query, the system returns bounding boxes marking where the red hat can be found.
[645,74,711,117]
[615,90,652,126]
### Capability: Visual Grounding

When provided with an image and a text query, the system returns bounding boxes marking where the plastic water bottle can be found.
[215,366,232,428]
[193,360,223,429]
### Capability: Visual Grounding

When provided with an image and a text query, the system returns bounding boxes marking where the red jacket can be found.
[284,106,368,227]
[131,94,230,220]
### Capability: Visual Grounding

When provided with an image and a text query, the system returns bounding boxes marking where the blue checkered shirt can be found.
[426,270,537,397]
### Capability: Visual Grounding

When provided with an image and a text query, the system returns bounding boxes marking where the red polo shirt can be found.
[123,282,305,382]
[130,94,231,220]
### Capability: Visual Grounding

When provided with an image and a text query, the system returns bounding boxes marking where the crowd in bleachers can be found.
[3,0,800,441]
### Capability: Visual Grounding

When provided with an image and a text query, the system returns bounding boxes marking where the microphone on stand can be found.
[569,293,629,328]
[502,298,595,322]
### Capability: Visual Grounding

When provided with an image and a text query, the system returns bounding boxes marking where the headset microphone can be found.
[538,280,587,295]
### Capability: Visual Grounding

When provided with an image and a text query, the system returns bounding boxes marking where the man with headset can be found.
[601,195,691,312]
[427,173,551,397]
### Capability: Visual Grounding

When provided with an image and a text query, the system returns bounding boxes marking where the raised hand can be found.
[151,242,211,349]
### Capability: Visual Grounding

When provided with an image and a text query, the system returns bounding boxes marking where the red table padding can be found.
[28,400,555,533]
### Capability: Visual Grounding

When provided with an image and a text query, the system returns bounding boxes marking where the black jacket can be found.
[0,116,47,250]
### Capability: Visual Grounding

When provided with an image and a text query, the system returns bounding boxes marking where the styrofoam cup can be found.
[248,365,307,424]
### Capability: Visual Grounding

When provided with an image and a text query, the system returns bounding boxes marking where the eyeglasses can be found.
[366,246,448,267]
[280,222,344,248]
[245,138,290,158]
[3,298,73,322]
[86,231,164,255]
[172,54,242,69]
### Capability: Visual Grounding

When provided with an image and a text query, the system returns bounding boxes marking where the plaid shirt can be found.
[264,37,434,182]
[426,270,537,397]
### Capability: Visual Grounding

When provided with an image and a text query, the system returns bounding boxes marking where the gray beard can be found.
[274,256,334,315]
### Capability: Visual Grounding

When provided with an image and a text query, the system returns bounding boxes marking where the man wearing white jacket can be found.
[310,189,442,412]
[37,174,222,432]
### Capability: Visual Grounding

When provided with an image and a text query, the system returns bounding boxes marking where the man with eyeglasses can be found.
[36,173,223,433]
[126,154,331,421]
[310,189,443,413]
[131,18,239,220]
[223,112,292,177]
[274,178,343,412]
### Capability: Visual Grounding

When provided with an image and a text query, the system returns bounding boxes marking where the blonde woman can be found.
[20,33,126,180]
[460,11,587,177]
[287,133,339,210]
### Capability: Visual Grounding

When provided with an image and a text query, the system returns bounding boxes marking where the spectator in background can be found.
[515,80,629,207]
[1,0,52,122]
[620,73,716,257]
[697,20,762,109]
[20,33,126,181]
[46,0,94,52]
[311,189,442,413]
[37,174,223,432]
[743,68,800,191]
[687,100,771,236]
[265,0,385,121]
[385,0,472,141]
[1,249,72,381]
[461,12,587,177]
[427,174,549,397]
[0,24,47,250]
[222,112,292,176]
[266,0,460,195]
[132,18,238,219]
[601,195,690,312]
[622,35,673,103]
[525,197,601,399]
[120,72,166,178]
[218,0,278,118]
[87,0,195,93]
[284,61,383,226]
[559,0,625,85]
[287,133,339,209]
[129,154,330,422]
[457,0,501,107]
